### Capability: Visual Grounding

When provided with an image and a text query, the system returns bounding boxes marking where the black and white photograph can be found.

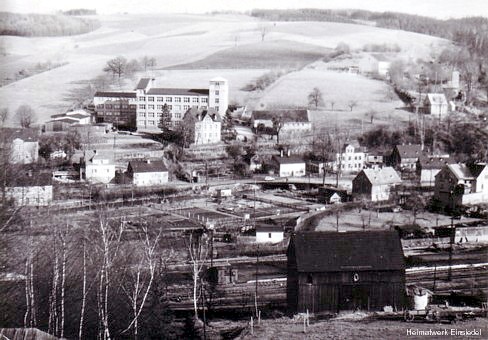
[0,0,487,338]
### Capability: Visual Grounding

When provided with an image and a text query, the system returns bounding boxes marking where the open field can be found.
[315,210,481,232]
[0,13,447,127]
[238,317,488,340]
[167,40,330,69]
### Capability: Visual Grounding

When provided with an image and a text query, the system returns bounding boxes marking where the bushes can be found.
[0,12,101,37]
[242,71,286,92]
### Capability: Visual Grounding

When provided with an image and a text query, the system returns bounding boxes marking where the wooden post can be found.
[258,310,261,325]
[250,316,253,335]
[303,315,306,333]
[306,309,309,327]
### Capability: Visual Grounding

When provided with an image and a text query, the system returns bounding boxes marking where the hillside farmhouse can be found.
[0,128,39,164]
[5,171,52,207]
[352,167,402,202]
[80,150,115,184]
[388,144,423,171]
[271,156,306,177]
[434,163,488,210]
[358,54,391,76]
[127,159,168,186]
[287,231,405,314]
[423,93,448,116]
[251,109,312,135]
[44,109,92,132]
[334,141,367,173]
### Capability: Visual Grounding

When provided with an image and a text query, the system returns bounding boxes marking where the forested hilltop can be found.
[251,9,488,55]
[0,12,101,37]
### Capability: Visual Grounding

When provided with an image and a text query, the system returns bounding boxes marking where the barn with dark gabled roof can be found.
[287,231,405,314]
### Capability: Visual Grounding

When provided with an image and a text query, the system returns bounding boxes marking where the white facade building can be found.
[256,224,284,244]
[335,143,367,173]
[272,156,306,177]
[127,160,168,186]
[194,111,222,145]
[81,150,115,184]
[134,77,228,132]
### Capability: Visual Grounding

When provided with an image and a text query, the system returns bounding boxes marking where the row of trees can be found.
[0,12,101,37]
[103,56,157,80]
[1,105,37,128]
[0,213,179,339]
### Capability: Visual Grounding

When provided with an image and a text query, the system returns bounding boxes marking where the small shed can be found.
[287,231,405,314]
[318,187,349,204]
[256,224,284,244]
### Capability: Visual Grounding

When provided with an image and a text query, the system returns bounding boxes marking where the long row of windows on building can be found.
[97,104,136,109]
[138,96,209,103]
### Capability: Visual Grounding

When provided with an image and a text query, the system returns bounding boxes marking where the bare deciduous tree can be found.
[187,231,209,321]
[308,87,324,108]
[15,105,36,128]
[103,56,128,79]
[347,100,358,112]
[329,100,336,111]
[0,108,8,126]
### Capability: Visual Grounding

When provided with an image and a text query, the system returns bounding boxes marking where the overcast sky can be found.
[2,0,487,19]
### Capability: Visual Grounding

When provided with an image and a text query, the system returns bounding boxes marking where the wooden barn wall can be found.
[290,270,405,313]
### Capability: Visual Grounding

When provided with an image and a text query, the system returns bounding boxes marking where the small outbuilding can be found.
[255,224,284,244]
[127,159,168,186]
[287,231,406,314]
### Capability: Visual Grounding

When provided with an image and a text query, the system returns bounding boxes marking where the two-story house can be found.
[434,163,488,210]
[388,144,423,171]
[352,167,402,202]
[334,142,367,174]
[127,159,168,186]
[0,128,39,164]
[423,93,448,117]
[80,150,115,184]
[271,155,306,178]
[251,109,312,135]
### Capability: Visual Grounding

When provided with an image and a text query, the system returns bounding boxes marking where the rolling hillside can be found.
[0,13,448,127]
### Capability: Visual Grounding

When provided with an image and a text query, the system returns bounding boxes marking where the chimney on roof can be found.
[280,150,284,157]
[287,149,291,157]
[147,159,151,164]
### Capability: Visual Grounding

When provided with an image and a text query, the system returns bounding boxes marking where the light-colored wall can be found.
[371,184,392,202]
[209,79,229,115]
[420,169,441,187]
[10,139,38,164]
[133,171,168,186]
[195,116,221,145]
[335,146,366,173]
[256,231,284,244]
[279,163,306,177]
[6,185,52,206]
[85,163,115,184]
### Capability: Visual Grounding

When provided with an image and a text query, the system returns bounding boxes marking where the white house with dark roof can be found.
[127,159,168,186]
[271,155,306,177]
[45,109,92,132]
[352,167,402,202]
[5,170,52,207]
[80,150,115,184]
[334,141,367,173]
[251,109,311,134]
[434,163,488,209]
[134,77,228,132]
[255,224,284,244]
[423,93,448,116]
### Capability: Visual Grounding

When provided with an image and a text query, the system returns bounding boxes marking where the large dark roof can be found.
[418,156,452,170]
[136,78,151,90]
[146,88,209,96]
[272,155,305,165]
[128,160,168,173]
[289,231,405,272]
[94,91,137,98]
[6,170,52,187]
[395,144,423,158]
[252,109,309,123]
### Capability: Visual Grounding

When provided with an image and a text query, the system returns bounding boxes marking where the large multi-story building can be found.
[93,77,228,132]
[135,77,228,132]
[334,142,367,173]
[93,91,137,130]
